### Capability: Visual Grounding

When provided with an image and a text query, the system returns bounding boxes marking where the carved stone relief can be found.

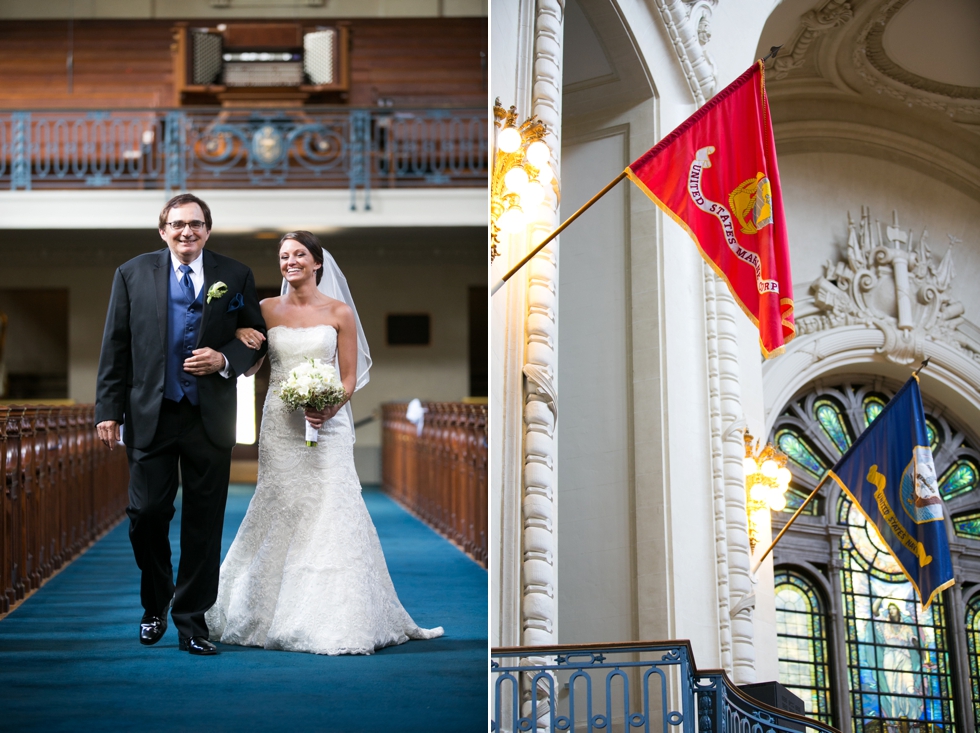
[653,0,718,103]
[771,0,853,80]
[798,206,971,365]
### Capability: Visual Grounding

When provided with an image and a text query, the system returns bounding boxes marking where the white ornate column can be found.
[655,0,755,681]
[521,1,563,730]
[703,266,734,673]
[716,278,757,684]
[704,265,757,683]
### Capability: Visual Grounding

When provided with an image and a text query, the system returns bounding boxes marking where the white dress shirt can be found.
[170,251,232,378]
[170,251,205,297]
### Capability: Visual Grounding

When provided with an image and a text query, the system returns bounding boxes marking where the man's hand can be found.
[97,420,121,450]
[183,347,225,376]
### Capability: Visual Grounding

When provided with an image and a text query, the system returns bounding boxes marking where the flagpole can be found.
[751,474,827,575]
[490,172,627,297]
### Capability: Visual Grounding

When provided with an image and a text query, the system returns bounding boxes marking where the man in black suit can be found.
[95,193,266,656]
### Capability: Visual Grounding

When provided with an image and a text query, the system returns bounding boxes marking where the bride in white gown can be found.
[205,231,443,655]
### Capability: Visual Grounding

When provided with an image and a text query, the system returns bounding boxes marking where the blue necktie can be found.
[179,264,195,299]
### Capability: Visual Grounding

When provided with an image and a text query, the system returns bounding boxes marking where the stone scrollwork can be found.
[771,0,853,80]
[798,206,968,365]
[653,0,718,103]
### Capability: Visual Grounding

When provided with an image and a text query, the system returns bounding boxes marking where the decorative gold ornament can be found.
[743,432,793,552]
[491,98,552,263]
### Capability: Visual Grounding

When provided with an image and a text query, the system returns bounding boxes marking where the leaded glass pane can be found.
[776,429,826,477]
[839,497,955,731]
[775,571,832,725]
[785,487,818,516]
[939,460,978,501]
[953,511,980,540]
[925,418,941,452]
[864,396,886,428]
[966,596,980,727]
[815,399,851,454]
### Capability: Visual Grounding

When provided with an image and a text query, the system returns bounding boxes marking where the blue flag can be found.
[826,376,954,610]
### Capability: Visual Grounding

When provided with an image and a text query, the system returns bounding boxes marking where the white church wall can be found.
[0,266,116,404]
[778,151,980,312]
[556,130,636,643]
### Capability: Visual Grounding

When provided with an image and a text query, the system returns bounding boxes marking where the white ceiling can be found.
[883,0,980,88]
[756,0,980,201]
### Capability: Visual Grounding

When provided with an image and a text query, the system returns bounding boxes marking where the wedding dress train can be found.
[206,325,443,654]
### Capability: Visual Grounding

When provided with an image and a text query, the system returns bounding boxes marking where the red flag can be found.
[626,61,794,358]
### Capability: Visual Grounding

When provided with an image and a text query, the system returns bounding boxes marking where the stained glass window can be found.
[776,429,826,478]
[967,596,980,727]
[838,497,955,731]
[953,511,980,540]
[815,399,851,454]
[772,383,980,519]
[940,460,979,501]
[784,487,817,515]
[863,395,886,428]
[775,570,832,725]
[926,418,941,453]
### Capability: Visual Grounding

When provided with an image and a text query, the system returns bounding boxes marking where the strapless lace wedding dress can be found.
[206,325,443,654]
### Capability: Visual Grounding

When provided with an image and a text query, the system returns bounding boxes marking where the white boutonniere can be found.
[206,281,228,304]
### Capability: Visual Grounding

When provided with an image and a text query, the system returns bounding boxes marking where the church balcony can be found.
[491,641,840,733]
[0,107,487,203]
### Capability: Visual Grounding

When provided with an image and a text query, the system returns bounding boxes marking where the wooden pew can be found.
[0,405,129,616]
[381,401,487,568]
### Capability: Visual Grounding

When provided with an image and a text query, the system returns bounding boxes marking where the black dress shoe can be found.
[139,596,174,646]
[178,636,218,655]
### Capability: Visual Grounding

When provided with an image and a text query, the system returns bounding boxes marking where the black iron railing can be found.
[0,107,487,207]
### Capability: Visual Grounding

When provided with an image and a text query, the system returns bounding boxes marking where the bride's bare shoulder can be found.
[259,296,284,327]
[323,296,351,316]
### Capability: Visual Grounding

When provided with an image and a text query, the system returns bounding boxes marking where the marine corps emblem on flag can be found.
[729,173,773,235]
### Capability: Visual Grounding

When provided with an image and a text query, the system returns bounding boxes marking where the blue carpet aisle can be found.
[0,485,487,732]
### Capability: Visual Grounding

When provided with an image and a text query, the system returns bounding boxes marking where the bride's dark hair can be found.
[280,231,324,285]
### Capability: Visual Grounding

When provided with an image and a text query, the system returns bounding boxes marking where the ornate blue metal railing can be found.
[0,108,486,206]
[491,641,841,733]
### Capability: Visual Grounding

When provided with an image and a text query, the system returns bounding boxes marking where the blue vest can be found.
[163,266,205,405]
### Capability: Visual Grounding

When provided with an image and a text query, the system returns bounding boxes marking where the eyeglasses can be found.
[166,220,207,232]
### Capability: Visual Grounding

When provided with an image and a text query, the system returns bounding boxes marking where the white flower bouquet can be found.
[277,358,347,446]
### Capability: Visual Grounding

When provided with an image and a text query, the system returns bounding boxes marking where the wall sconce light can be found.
[491,98,553,263]
[743,432,792,552]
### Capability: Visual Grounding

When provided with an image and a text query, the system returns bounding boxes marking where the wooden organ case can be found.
[172,22,350,107]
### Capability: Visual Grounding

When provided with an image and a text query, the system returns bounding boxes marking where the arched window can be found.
[774,570,832,725]
[967,595,980,726]
[770,382,980,517]
[838,496,954,730]
[769,378,980,728]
